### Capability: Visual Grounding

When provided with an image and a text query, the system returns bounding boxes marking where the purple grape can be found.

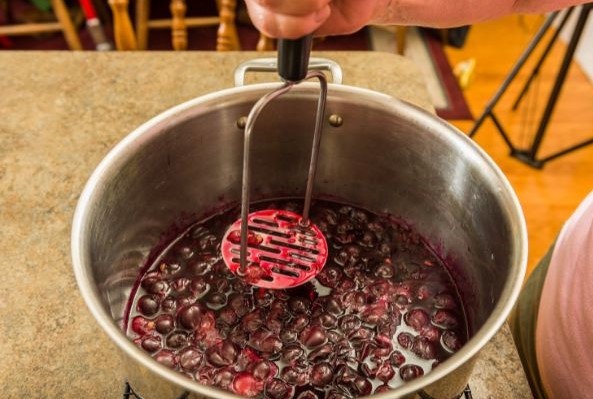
[137,295,160,316]
[299,325,327,348]
[405,308,430,331]
[288,297,311,315]
[228,293,250,317]
[160,296,177,314]
[316,265,343,288]
[323,296,344,316]
[171,277,191,293]
[189,276,210,297]
[205,340,238,367]
[342,291,366,313]
[397,332,414,350]
[281,344,305,364]
[361,302,391,325]
[140,335,161,353]
[352,377,372,395]
[400,364,424,381]
[311,312,338,329]
[212,367,235,390]
[280,366,309,386]
[442,330,464,353]
[229,326,248,347]
[284,314,308,332]
[347,326,374,343]
[155,314,175,334]
[206,292,227,309]
[166,331,188,349]
[420,325,441,342]
[376,361,395,382]
[280,329,298,344]
[153,349,177,369]
[232,371,264,397]
[176,295,194,309]
[432,310,459,329]
[131,316,155,336]
[241,309,264,332]
[338,315,361,333]
[142,277,169,297]
[308,343,333,362]
[217,306,237,326]
[434,293,457,309]
[265,378,295,399]
[179,346,203,371]
[248,359,277,381]
[178,303,205,330]
[412,336,437,360]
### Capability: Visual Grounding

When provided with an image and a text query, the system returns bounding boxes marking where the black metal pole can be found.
[468,11,559,139]
[512,8,575,111]
[539,136,593,164]
[529,5,592,159]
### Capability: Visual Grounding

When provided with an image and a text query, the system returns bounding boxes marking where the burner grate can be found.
[123,382,189,399]
[124,381,473,399]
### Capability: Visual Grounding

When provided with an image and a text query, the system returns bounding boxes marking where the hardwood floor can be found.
[443,15,593,276]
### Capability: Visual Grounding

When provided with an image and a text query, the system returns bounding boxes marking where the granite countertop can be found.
[0,51,531,398]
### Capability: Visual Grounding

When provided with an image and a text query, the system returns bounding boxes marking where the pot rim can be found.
[71,82,527,399]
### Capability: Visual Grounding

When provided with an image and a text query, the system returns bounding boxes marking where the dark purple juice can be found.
[125,199,468,398]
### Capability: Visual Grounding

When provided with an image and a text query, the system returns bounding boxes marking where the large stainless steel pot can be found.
[71,59,527,399]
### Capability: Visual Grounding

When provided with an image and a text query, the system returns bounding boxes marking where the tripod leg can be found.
[468,11,559,139]
[512,8,575,111]
[528,6,591,160]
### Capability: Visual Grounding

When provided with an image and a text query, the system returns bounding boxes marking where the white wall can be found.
[556,6,593,82]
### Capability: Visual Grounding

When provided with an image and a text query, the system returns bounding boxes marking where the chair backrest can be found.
[109,0,241,51]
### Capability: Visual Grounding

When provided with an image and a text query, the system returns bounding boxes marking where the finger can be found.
[246,1,331,38]
[314,3,373,36]
[251,0,331,16]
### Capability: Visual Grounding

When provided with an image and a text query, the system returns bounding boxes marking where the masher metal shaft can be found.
[238,71,329,274]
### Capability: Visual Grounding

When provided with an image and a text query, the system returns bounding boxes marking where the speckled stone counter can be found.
[0,52,531,398]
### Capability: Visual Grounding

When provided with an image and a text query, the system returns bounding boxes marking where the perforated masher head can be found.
[221,36,330,289]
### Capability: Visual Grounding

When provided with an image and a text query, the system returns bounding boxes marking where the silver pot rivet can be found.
[329,114,343,127]
[236,116,247,129]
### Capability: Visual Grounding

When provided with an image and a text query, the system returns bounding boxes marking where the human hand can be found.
[244,0,388,39]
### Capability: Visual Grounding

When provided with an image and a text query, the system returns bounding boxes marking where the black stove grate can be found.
[124,381,474,399]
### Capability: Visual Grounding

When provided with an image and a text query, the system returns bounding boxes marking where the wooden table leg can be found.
[217,0,240,51]
[170,0,187,51]
[135,0,150,50]
[396,26,407,55]
[51,0,82,50]
[108,0,137,50]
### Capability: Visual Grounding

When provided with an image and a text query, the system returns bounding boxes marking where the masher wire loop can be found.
[239,71,329,274]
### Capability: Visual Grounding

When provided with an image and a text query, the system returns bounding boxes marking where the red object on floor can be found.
[78,0,97,19]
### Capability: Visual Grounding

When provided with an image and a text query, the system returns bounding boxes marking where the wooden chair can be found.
[0,0,82,50]
[108,0,240,51]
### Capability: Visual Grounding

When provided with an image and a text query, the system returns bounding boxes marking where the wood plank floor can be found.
[443,15,593,276]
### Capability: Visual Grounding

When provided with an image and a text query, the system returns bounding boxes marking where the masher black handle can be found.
[277,35,313,82]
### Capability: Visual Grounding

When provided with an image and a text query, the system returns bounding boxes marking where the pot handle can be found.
[234,57,343,87]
